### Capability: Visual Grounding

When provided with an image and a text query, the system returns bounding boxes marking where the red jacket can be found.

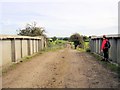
[101,39,108,50]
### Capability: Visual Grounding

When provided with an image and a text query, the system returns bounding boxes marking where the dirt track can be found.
[2,46,119,88]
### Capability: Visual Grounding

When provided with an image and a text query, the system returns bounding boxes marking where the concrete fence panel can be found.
[22,40,28,58]
[0,35,46,67]
[90,34,120,64]
[117,40,120,64]
[2,40,12,66]
[0,40,2,67]
[109,38,117,63]
[33,40,36,53]
[38,39,42,51]
[15,40,22,62]
[29,40,33,55]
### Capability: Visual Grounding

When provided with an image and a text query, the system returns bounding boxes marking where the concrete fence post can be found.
[32,40,34,54]
[27,39,31,55]
[117,38,120,64]
[0,40,2,67]
[20,39,23,58]
[11,39,16,62]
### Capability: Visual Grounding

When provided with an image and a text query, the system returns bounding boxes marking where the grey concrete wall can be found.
[22,40,28,57]
[38,39,42,51]
[117,40,120,64]
[29,40,33,55]
[0,40,2,67]
[2,40,12,66]
[90,34,120,64]
[15,40,22,62]
[0,35,46,67]
[33,40,36,53]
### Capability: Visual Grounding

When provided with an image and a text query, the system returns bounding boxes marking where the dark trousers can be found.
[103,48,109,59]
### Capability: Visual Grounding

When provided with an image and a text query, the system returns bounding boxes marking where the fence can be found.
[0,35,47,68]
[89,34,120,64]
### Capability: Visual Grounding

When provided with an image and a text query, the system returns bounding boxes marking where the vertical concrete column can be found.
[27,39,31,55]
[92,40,94,53]
[110,38,117,62]
[95,39,97,53]
[98,39,101,54]
[3,39,12,65]
[34,39,36,53]
[117,39,120,64]
[36,40,38,52]
[32,40,34,54]
[30,39,33,55]
[21,39,28,57]
[38,39,42,51]
[0,40,2,67]
[99,39,102,55]
[96,39,99,54]
[11,39,16,62]
[94,40,96,53]
[0,40,2,90]
[20,39,23,58]
[109,39,112,60]
[37,39,39,52]
[30,40,33,55]
[15,39,22,62]
[38,39,40,51]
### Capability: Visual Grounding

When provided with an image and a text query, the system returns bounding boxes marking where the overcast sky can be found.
[0,0,119,37]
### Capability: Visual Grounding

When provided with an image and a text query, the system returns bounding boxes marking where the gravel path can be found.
[2,47,119,88]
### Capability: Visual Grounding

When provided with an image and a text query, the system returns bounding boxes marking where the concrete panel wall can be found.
[117,40,120,64]
[22,40,28,57]
[35,40,38,53]
[0,35,46,67]
[38,40,42,51]
[2,40,12,66]
[0,40,2,67]
[109,39,112,60]
[90,35,120,64]
[110,39,117,62]
[15,40,22,61]
[96,40,99,54]
[93,40,95,52]
[29,40,33,55]
[33,40,36,53]
[36,40,39,52]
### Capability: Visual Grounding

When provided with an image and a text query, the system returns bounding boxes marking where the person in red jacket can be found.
[101,35,110,61]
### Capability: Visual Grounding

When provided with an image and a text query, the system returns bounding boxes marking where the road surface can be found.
[2,46,119,88]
